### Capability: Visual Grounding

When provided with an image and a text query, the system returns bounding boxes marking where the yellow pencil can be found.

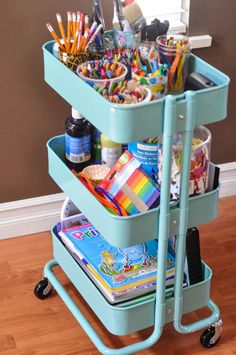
[56,13,68,52]
[70,12,77,53]
[66,11,72,52]
[46,23,65,51]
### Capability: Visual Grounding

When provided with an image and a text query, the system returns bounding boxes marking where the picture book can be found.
[59,223,176,303]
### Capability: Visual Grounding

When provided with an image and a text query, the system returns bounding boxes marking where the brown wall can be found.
[189,0,236,164]
[0,0,113,203]
[0,1,235,203]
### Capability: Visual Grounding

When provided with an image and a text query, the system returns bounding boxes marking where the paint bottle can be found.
[101,134,122,168]
[65,107,92,172]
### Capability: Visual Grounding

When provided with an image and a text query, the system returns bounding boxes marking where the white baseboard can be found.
[0,193,66,240]
[0,162,235,240]
[219,162,236,198]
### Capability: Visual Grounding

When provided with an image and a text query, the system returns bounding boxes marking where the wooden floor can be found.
[0,196,236,355]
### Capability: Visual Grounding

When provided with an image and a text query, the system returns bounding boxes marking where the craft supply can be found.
[76,172,128,216]
[46,10,104,58]
[157,126,211,201]
[56,13,68,52]
[46,23,65,51]
[82,164,111,186]
[156,34,191,94]
[101,134,122,168]
[93,80,151,105]
[128,139,159,182]
[112,0,133,32]
[92,0,105,33]
[122,1,146,34]
[131,63,168,100]
[99,151,160,215]
[76,59,127,89]
[65,107,92,172]
[85,24,104,50]
[66,12,72,52]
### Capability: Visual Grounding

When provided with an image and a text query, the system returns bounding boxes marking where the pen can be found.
[85,23,103,50]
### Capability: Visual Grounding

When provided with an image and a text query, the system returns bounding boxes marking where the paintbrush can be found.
[122,1,146,34]
[112,0,134,33]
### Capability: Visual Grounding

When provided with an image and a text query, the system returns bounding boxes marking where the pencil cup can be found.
[76,60,128,89]
[156,35,191,94]
[157,126,211,201]
[87,36,114,61]
[58,50,89,72]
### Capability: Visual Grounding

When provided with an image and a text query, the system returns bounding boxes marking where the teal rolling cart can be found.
[34,40,230,354]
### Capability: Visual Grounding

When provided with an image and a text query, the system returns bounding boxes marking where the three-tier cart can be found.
[34,39,230,354]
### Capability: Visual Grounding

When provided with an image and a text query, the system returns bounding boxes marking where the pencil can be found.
[71,12,80,54]
[72,12,76,37]
[81,28,90,52]
[66,11,72,52]
[70,12,77,53]
[77,13,84,52]
[46,23,65,51]
[56,13,68,52]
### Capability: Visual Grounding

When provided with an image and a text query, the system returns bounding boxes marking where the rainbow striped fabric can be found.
[99,151,160,215]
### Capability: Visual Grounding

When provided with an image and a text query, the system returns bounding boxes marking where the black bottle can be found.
[65,107,92,172]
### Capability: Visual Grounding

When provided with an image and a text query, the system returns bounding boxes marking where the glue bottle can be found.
[101,134,122,168]
[65,107,92,172]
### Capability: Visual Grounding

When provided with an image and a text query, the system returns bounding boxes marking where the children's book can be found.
[59,223,176,304]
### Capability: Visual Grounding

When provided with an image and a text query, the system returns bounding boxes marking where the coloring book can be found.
[59,223,175,303]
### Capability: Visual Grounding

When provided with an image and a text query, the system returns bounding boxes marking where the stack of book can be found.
[58,216,176,304]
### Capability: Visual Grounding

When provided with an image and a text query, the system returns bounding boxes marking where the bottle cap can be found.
[71,107,83,119]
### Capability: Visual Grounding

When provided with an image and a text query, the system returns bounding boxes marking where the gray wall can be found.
[0,0,235,203]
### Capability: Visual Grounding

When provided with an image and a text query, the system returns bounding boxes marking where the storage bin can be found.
[43,40,229,143]
[47,135,219,247]
[52,227,212,336]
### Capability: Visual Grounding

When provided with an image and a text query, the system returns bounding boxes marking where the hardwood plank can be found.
[0,196,236,354]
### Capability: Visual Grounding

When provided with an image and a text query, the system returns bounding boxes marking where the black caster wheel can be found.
[200,319,222,349]
[34,277,53,300]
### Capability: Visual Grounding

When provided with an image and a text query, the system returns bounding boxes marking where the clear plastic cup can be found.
[157,126,211,200]
[156,34,191,94]
[76,60,127,90]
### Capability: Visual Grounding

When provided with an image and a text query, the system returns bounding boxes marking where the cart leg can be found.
[34,276,53,300]
[42,259,164,355]
[200,318,222,349]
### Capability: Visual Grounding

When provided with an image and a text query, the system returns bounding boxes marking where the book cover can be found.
[59,223,175,302]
